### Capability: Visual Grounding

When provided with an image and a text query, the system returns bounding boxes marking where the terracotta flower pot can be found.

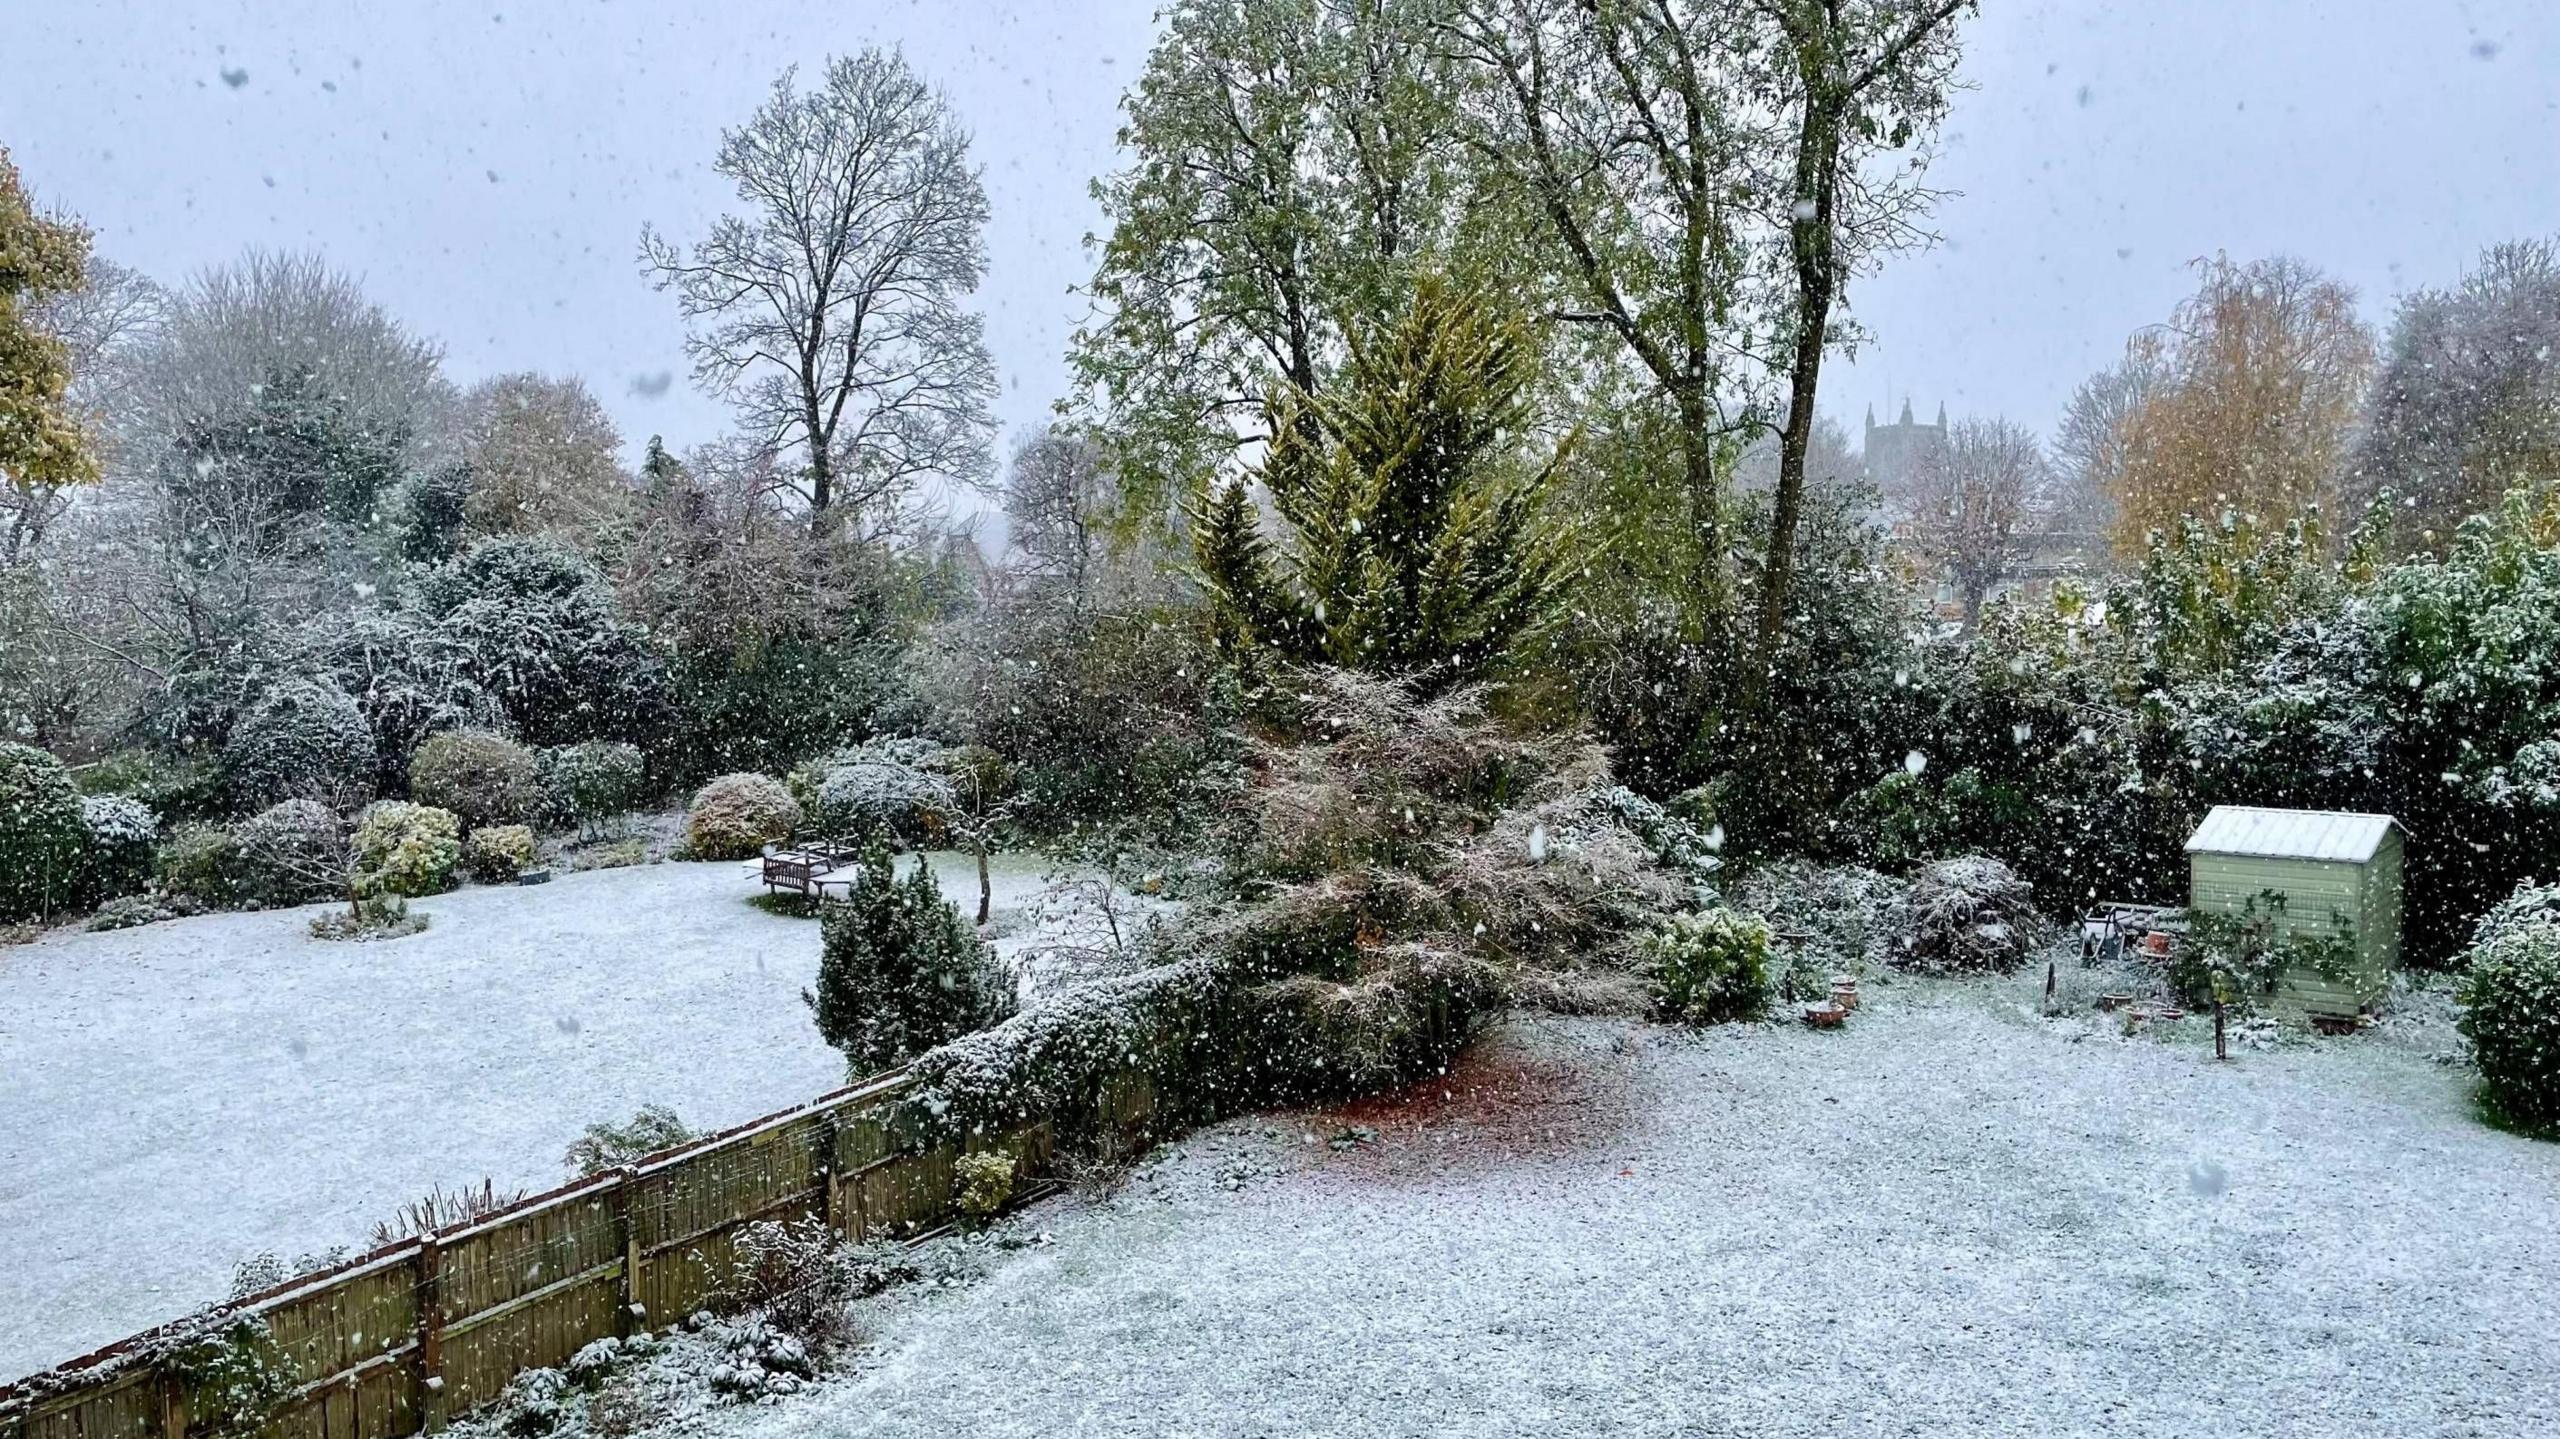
[1803,1001,1848,1029]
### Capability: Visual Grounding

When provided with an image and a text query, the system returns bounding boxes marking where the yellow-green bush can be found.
[352,801,461,897]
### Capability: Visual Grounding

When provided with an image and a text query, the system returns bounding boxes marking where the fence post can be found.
[816,1107,842,1237]
[615,1166,643,1337]
[158,1368,185,1439]
[416,1237,445,1433]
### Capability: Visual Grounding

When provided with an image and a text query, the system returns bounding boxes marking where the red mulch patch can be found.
[1286,1022,1645,1184]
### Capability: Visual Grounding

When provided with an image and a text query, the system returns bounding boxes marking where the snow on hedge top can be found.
[2183,805,2398,863]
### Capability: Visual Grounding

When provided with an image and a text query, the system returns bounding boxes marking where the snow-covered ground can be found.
[693,975,2560,1438]
[0,851,1131,1381]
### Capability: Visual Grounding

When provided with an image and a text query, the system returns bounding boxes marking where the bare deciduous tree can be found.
[1002,425,1115,598]
[1910,416,2042,624]
[13,258,165,561]
[2052,350,2159,539]
[644,49,999,538]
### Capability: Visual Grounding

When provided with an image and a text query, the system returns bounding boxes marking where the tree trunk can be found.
[804,394,834,536]
[975,840,991,927]
[1754,89,1843,673]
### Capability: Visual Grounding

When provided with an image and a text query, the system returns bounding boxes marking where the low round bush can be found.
[352,801,462,897]
[685,773,801,861]
[79,794,161,905]
[407,730,542,831]
[157,823,244,907]
[1638,908,1774,1024]
[234,799,351,907]
[2459,924,2560,1133]
[225,679,376,810]
[0,742,87,921]
[540,741,647,834]
[463,823,537,883]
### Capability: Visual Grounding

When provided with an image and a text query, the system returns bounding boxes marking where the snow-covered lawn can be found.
[705,976,2560,1438]
[0,851,1112,1381]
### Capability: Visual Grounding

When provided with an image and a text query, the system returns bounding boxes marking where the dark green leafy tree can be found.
[1191,273,1572,689]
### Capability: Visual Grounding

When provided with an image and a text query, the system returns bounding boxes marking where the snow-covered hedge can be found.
[0,741,87,921]
[1890,855,2043,974]
[224,679,376,811]
[352,801,461,897]
[408,730,542,831]
[2459,922,2560,1133]
[79,794,161,904]
[234,799,350,907]
[684,773,800,860]
[539,741,647,835]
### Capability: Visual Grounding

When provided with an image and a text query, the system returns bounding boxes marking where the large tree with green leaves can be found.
[1750,0,1972,660]
[1076,0,1507,525]
[1447,0,1766,615]
[1191,272,1571,688]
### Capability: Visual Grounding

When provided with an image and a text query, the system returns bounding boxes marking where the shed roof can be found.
[2184,806,2398,864]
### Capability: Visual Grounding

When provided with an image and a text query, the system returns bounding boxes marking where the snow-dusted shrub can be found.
[2458,923,2560,1133]
[224,678,375,810]
[287,607,508,794]
[462,823,537,883]
[683,772,800,860]
[539,741,647,836]
[1891,855,2043,974]
[157,822,244,907]
[79,794,160,904]
[807,850,1016,1073]
[408,730,542,831]
[717,1216,860,1355]
[789,737,952,843]
[0,741,87,921]
[1734,859,1907,1000]
[234,799,350,907]
[563,1104,691,1177]
[413,537,668,748]
[2472,881,2560,953]
[87,892,205,932]
[952,1151,1016,1226]
[1639,909,1773,1024]
[169,1317,295,1439]
[352,801,462,897]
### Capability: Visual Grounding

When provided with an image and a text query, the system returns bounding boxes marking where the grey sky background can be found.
[4,0,2557,480]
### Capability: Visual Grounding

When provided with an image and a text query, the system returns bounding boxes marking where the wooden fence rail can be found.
[1,1062,1132,1439]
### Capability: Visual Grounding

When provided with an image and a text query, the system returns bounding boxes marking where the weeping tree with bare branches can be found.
[644,49,999,539]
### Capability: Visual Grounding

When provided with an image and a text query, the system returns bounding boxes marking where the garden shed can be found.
[2184,806,2403,1021]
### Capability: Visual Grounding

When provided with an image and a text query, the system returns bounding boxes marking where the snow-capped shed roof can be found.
[2183,806,2398,864]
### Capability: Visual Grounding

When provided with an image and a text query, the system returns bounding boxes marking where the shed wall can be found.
[2188,852,2381,1018]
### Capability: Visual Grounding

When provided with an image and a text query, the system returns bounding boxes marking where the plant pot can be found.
[2097,992,2134,1012]
[1829,979,1860,1011]
[1802,1001,1848,1029]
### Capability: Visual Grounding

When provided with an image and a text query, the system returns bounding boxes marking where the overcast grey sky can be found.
[4,0,2556,469]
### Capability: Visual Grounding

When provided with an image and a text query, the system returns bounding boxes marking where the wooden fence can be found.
[0,1057,1168,1439]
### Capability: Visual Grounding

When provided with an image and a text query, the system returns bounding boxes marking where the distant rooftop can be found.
[2184,806,2398,863]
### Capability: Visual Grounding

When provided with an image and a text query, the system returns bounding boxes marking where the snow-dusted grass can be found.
[0,850,1132,1381]
[697,971,2560,1438]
